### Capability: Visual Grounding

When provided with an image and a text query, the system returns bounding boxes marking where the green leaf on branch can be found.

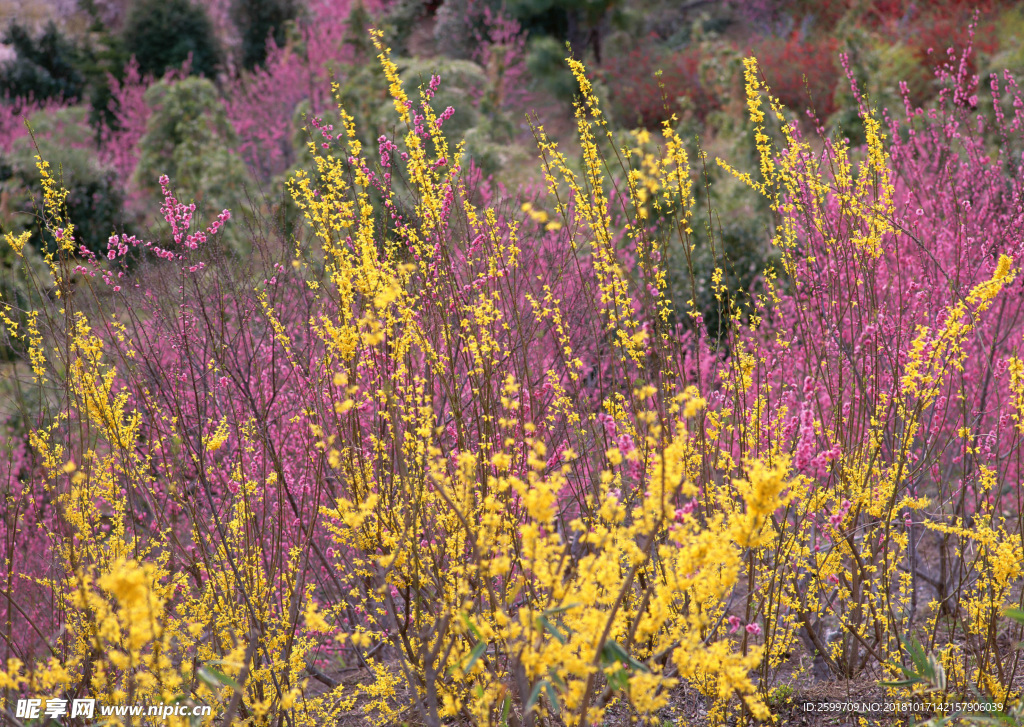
[600,639,649,673]
[196,664,240,692]
[464,641,487,672]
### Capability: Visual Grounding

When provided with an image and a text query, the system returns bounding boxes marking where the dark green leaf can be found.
[1004,607,1024,625]
[607,667,629,692]
[537,615,567,644]
[547,668,566,693]
[879,678,921,688]
[600,639,650,672]
[461,613,483,641]
[545,681,560,715]
[499,695,511,726]
[541,603,581,616]
[464,641,487,672]
[525,680,547,714]
[196,665,240,692]
[904,636,928,673]
[965,715,1017,726]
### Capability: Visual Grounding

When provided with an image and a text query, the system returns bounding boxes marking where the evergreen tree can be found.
[231,0,299,70]
[0,21,85,105]
[122,0,222,79]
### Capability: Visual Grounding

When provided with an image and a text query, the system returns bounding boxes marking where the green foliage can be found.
[76,0,132,134]
[388,57,529,180]
[0,4,131,135]
[525,35,578,102]
[506,0,569,38]
[767,684,794,708]
[0,231,47,363]
[122,0,223,79]
[432,0,473,60]
[682,207,771,344]
[984,6,1024,91]
[830,29,928,143]
[881,636,947,692]
[0,107,131,258]
[343,1,376,60]
[0,21,85,105]
[135,78,251,252]
[640,118,776,344]
[506,0,621,63]
[231,0,300,70]
[507,0,619,28]
[461,121,530,180]
[388,57,488,140]
[376,0,428,58]
[0,107,122,361]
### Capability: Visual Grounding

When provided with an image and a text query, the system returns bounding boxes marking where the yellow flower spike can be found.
[25,310,47,383]
[205,416,230,452]
[730,457,795,549]
[4,230,30,256]
[34,155,75,252]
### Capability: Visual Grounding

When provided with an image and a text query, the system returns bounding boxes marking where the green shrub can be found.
[231,0,299,70]
[376,0,428,58]
[433,0,474,60]
[525,35,578,102]
[385,58,488,138]
[135,78,252,253]
[507,0,622,62]
[122,0,223,79]
[0,107,132,258]
[0,22,85,105]
[0,228,47,365]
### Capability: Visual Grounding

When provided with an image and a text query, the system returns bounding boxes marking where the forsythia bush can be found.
[2,28,1024,727]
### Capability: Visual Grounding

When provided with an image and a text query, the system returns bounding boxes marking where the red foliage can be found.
[861,0,1004,29]
[875,1,998,107]
[906,13,998,70]
[600,40,720,129]
[745,34,840,118]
